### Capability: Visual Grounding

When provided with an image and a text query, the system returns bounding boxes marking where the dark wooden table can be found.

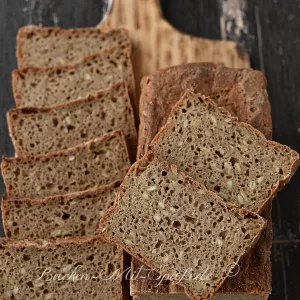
[0,1,299,299]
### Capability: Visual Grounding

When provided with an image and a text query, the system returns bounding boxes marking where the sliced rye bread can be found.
[0,236,123,300]
[150,90,299,213]
[1,130,131,198]
[2,182,120,241]
[12,46,137,118]
[17,26,131,68]
[138,63,272,158]
[7,82,137,160]
[99,153,266,300]
[132,64,273,300]
[131,204,272,300]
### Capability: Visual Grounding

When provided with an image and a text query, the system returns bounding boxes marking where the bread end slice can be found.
[99,152,266,299]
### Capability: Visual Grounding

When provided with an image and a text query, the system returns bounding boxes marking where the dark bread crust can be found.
[133,63,275,299]
[150,91,299,214]
[7,82,137,160]
[138,63,272,159]
[99,152,266,300]
[17,26,132,68]
[12,46,137,118]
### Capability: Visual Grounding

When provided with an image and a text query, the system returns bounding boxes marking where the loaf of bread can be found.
[12,46,137,117]
[1,131,130,198]
[138,63,272,158]
[7,82,137,160]
[0,237,123,299]
[133,62,273,300]
[150,90,299,213]
[99,153,266,300]
[17,26,131,68]
[2,182,119,241]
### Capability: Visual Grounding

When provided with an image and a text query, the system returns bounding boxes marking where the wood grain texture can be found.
[98,0,250,97]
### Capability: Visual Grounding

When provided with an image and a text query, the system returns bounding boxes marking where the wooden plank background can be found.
[0,1,299,299]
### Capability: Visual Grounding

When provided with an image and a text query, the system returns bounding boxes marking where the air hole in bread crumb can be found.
[214,186,221,192]
[173,221,181,228]
[52,118,58,126]
[87,254,94,261]
[23,254,30,261]
[62,212,70,220]
[80,215,87,221]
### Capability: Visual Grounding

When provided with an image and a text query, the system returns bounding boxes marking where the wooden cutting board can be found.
[98,0,250,98]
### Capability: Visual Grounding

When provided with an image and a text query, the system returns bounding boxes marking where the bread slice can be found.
[17,26,131,68]
[1,131,130,198]
[2,182,120,241]
[7,82,137,160]
[138,63,272,158]
[132,205,272,300]
[12,46,137,117]
[0,237,123,299]
[150,90,299,213]
[99,152,266,300]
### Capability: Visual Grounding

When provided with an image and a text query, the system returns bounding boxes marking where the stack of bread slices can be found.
[1,26,299,300]
[1,26,137,300]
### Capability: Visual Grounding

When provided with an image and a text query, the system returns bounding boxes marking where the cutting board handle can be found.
[100,0,164,28]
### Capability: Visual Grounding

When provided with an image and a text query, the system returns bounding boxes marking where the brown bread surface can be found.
[150,90,299,213]
[17,26,131,68]
[131,205,272,300]
[0,237,123,300]
[1,131,131,198]
[99,153,266,300]
[7,82,137,160]
[2,182,119,241]
[12,47,137,117]
[138,63,272,158]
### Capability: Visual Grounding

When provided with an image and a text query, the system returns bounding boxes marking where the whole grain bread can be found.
[131,206,272,300]
[0,237,123,300]
[150,90,299,213]
[133,64,273,300]
[17,26,131,68]
[138,63,272,158]
[1,131,130,198]
[12,46,137,117]
[2,182,120,241]
[99,153,266,300]
[7,82,137,160]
